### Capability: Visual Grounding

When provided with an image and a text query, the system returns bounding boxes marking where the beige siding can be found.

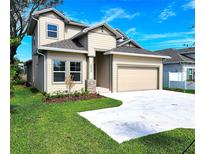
[65,25,83,39]
[96,52,110,88]
[39,12,65,45]
[46,51,87,93]
[32,55,44,91]
[35,55,44,91]
[88,27,116,56]
[112,55,163,92]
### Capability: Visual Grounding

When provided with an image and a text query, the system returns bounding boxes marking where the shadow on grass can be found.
[10,105,19,114]
[128,128,195,153]
[30,87,39,93]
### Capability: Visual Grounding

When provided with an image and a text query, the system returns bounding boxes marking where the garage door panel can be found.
[118,67,158,91]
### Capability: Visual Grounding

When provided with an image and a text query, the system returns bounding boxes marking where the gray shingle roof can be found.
[109,47,164,56]
[178,47,195,54]
[43,39,85,50]
[155,48,194,63]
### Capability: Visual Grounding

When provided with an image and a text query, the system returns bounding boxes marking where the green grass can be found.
[164,88,195,94]
[11,86,195,154]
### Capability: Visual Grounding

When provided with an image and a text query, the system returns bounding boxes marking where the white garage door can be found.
[117,66,159,92]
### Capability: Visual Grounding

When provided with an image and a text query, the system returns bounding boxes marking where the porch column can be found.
[86,56,96,93]
[88,57,94,80]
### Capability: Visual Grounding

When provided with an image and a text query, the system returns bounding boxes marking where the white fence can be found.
[166,72,195,90]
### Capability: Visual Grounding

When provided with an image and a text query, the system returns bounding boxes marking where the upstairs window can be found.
[47,24,58,38]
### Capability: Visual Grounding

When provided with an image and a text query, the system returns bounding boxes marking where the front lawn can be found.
[11,86,195,154]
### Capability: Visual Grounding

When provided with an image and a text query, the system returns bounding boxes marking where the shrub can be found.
[53,91,65,98]
[10,58,24,97]
[73,91,81,97]
[80,88,89,96]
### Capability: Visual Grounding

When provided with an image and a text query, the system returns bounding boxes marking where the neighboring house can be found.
[155,47,195,90]
[26,8,169,93]
[24,60,32,84]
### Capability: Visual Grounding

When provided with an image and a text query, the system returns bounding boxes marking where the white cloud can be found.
[138,31,194,41]
[182,0,195,10]
[62,8,139,26]
[159,5,176,23]
[90,8,139,25]
[102,8,139,21]
[146,38,195,49]
[159,38,195,44]
[126,27,138,36]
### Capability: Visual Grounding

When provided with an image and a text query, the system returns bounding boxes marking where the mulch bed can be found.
[45,93,104,103]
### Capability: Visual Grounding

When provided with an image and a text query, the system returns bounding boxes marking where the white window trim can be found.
[52,60,66,83]
[69,61,82,84]
[46,23,59,40]
[52,60,83,84]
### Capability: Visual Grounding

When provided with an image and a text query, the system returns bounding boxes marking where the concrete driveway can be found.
[78,90,195,143]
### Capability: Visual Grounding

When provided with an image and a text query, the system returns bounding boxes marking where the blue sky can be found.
[17,0,195,61]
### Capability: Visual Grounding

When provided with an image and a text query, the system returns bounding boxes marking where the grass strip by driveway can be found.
[164,88,195,94]
[11,85,195,154]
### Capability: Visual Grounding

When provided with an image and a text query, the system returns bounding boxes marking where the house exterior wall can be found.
[65,25,83,39]
[35,55,44,91]
[163,63,195,89]
[26,63,32,83]
[88,27,116,56]
[32,54,44,91]
[32,26,38,53]
[38,12,65,46]
[163,63,183,88]
[46,51,87,93]
[96,52,110,89]
[112,55,163,92]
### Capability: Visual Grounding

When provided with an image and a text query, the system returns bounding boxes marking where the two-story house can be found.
[26,8,169,93]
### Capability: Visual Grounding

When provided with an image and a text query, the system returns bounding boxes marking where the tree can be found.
[10,0,63,63]
[65,75,75,96]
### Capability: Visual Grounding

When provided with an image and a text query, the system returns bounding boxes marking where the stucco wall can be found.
[88,27,116,56]
[112,55,163,92]
[46,51,87,93]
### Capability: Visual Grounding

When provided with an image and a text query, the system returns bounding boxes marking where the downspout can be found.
[32,16,47,92]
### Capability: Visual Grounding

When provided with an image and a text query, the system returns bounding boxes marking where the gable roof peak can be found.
[72,22,122,39]
[33,8,70,22]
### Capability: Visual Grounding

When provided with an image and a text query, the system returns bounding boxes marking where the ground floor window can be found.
[187,68,195,81]
[52,60,82,83]
[70,61,81,82]
[53,60,66,82]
